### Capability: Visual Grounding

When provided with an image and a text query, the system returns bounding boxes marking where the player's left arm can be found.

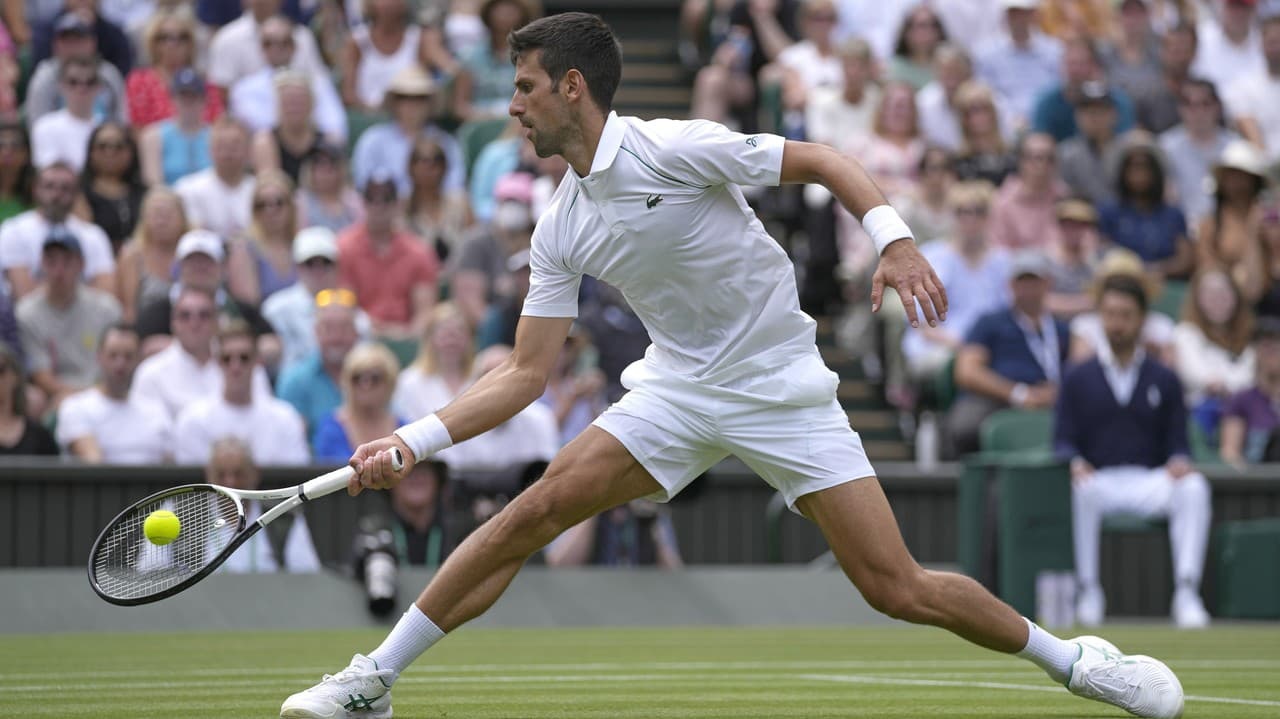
[779,140,948,328]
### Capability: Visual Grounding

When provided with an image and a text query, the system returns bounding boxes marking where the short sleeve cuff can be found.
[520,302,579,319]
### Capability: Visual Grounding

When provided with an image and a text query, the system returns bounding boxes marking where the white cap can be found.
[176,229,225,262]
[293,226,339,264]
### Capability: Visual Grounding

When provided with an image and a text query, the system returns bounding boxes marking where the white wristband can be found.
[394,414,454,462]
[862,204,914,256]
[1009,383,1029,408]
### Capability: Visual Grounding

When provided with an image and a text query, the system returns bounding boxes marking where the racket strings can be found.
[90,489,242,601]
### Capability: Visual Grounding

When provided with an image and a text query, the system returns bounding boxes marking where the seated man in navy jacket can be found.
[1055,274,1211,629]
[949,250,1070,457]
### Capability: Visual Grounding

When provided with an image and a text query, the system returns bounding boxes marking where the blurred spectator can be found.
[1172,267,1256,430]
[0,121,35,222]
[0,285,17,362]
[115,186,185,323]
[1037,0,1115,40]
[975,0,1063,128]
[830,0,912,60]
[897,181,1010,409]
[804,38,879,151]
[405,136,473,269]
[545,500,684,568]
[56,323,170,462]
[1225,13,1280,163]
[1256,199,1280,317]
[1032,38,1137,142]
[1057,82,1125,205]
[1159,77,1240,227]
[576,282,649,404]
[453,0,534,121]
[476,247,529,349]
[763,0,839,139]
[1137,21,1199,134]
[295,143,363,233]
[465,118,522,223]
[249,72,329,185]
[33,2,134,77]
[367,460,450,567]
[309,0,354,69]
[840,82,923,202]
[174,318,308,464]
[949,250,1069,457]
[1055,272,1211,629]
[313,341,404,462]
[690,0,799,131]
[1103,0,1165,129]
[453,170,532,328]
[538,324,606,446]
[24,13,128,126]
[1046,197,1103,318]
[352,65,465,197]
[0,16,18,115]
[1191,0,1263,92]
[917,44,976,152]
[0,340,57,455]
[0,162,115,299]
[126,8,223,128]
[230,16,344,143]
[207,0,327,91]
[227,170,298,306]
[393,302,474,420]
[950,81,1017,186]
[1219,316,1280,466]
[17,225,122,409]
[31,56,103,171]
[338,172,439,339]
[134,229,276,352]
[202,435,321,573]
[887,3,947,90]
[174,117,256,240]
[131,286,272,420]
[1098,136,1194,278]
[1069,248,1175,363]
[275,292,362,438]
[1195,139,1270,303]
[264,228,370,369]
[893,146,956,245]
[137,67,214,186]
[76,121,145,253]
[198,0,312,27]
[343,0,448,112]
[990,132,1067,250]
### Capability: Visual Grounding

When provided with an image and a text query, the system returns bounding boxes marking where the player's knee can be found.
[487,484,575,551]
[860,572,929,622]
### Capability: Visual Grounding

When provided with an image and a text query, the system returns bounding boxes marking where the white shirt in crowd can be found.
[229,68,348,141]
[391,367,458,421]
[173,394,310,466]
[832,0,913,60]
[1191,19,1264,96]
[437,402,560,473]
[30,110,99,171]
[1072,311,1175,363]
[0,212,115,285]
[776,42,843,95]
[130,341,273,420]
[55,387,172,463]
[1225,71,1280,163]
[174,170,256,240]
[805,84,880,153]
[206,12,327,89]
[261,282,372,368]
[218,500,322,574]
[1171,321,1255,404]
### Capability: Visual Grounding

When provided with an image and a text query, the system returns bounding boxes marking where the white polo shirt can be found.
[174,169,255,240]
[130,342,273,421]
[523,113,821,392]
[55,387,172,463]
[0,212,115,284]
[173,394,310,466]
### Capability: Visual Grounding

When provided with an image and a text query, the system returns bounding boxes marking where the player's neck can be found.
[564,111,607,177]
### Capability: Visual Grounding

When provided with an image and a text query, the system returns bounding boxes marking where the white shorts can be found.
[592,372,876,510]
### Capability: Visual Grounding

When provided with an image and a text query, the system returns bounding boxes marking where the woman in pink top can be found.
[126,9,223,127]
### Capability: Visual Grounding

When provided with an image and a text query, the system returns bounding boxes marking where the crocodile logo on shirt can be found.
[646,194,664,209]
[745,136,759,147]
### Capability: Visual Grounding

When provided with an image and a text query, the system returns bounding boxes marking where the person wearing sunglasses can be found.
[31,55,103,172]
[173,318,309,466]
[23,13,128,128]
[312,342,405,463]
[227,169,300,306]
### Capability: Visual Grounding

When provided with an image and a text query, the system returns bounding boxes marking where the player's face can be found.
[510,51,571,159]
[1099,290,1143,353]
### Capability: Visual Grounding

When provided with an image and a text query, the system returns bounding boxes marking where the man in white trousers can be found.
[1056,273,1212,628]
[280,12,1185,719]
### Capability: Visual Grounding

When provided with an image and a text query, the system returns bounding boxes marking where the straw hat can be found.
[1089,247,1163,305]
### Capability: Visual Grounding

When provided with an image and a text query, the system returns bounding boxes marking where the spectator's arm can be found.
[409,279,437,335]
[954,343,1018,404]
[543,517,597,567]
[225,238,262,307]
[1154,234,1196,281]
[89,271,115,297]
[338,37,361,108]
[746,1,793,63]
[4,266,34,299]
[418,24,458,78]
[250,129,281,174]
[451,67,476,123]
[2,0,28,46]
[1218,415,1247,469]
[138,124,164,186]
[67,434,104,463]
[116,243,140,323]
[1237,116,1265,152]
[28,368,72,406]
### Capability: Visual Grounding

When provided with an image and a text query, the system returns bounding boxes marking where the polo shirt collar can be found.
[586,112,624,176]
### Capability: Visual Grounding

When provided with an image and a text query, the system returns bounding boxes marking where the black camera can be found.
[352,516,398,617]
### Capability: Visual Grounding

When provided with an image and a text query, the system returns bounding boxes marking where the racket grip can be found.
[300,448,406,500]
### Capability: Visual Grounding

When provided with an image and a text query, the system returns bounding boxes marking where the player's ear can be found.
[562,68,585,104]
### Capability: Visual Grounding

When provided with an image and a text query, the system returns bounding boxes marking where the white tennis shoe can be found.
[1066,636,1184,718]
[280,654,395,719]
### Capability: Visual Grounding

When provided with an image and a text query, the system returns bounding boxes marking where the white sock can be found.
[367,604,446,681]
[1015,618,1078,684]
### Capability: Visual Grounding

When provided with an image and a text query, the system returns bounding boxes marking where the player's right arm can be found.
[347,314,574,495]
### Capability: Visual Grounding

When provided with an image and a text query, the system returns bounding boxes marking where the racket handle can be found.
[300,447,405,500]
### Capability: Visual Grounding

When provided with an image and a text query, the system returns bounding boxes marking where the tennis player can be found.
[281,12,1183,719]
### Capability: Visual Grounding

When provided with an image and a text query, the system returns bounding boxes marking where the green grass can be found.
[3,625,1280,717]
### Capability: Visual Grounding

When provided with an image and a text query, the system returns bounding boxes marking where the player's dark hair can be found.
[1099,274,1148,314]
[97,322,139,351]
[509,12,622,113]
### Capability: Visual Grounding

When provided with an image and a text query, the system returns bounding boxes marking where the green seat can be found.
[1153,280,1189,320]
[979,408,1054,454]
[456,118,510,178]
[1188,417,1223,465]
[380,338,418,369]
[1215,518,1280,618]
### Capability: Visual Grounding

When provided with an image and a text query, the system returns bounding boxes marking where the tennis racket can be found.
[87,448,403,606]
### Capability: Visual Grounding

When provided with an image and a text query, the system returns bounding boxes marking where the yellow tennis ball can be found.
[143,510,181,546]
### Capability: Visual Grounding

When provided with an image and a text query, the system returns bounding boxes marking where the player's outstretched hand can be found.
[348,435,415,496]
[871,239,948,328]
